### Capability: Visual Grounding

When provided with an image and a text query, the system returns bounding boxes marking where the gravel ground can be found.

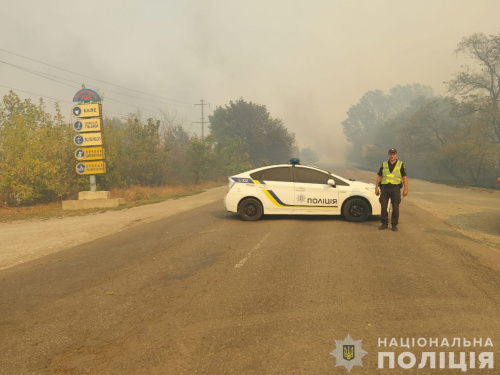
[406,179,500,250]
[0,178,498,271]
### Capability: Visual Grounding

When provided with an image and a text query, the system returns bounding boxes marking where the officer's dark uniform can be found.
[377,158,407,228]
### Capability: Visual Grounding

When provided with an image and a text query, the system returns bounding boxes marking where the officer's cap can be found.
[388,148,397,154]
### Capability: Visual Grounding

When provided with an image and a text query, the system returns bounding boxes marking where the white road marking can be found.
[234,232,271,268]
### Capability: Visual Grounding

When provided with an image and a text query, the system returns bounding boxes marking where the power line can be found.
[1,60,194,109]
[0,84,73,106]
[1,60,81,90]
[0,63,193,118]
[0,47,194,106]
[0,48,211,126]
[0,84,163,119]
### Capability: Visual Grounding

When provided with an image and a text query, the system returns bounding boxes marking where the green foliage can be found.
[400,99,498,182]
[100,114,169,188]
[342,90,393,143]
[209,98,296,167]
[343,84,500,185]
[0,93,296,206]
[0,91,86,205]
[99,118,127,189]
[343,70,500,186]
[434,123,498,182]
[214,136,252,176]
[342,84,434,167]
[186,135,216,184]
[0,92,213,206]
[161,122,191,184]
[342,84,433,145]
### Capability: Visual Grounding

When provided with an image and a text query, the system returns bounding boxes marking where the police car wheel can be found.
[343,198,370,222]
[238,198,263,221]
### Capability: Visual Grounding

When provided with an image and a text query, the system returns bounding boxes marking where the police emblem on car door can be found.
[293,166,339,212]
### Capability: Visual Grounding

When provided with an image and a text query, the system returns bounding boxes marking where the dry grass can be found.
[0,181,224,223]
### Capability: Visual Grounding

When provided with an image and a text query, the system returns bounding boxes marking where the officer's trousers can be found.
[379,185,401,225]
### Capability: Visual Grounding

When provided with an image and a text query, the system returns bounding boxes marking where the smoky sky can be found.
[1,0,499,165]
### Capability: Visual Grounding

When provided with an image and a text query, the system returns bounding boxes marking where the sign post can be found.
[63,89,124,211]
[72,89,105,191]
[90,175,97,191]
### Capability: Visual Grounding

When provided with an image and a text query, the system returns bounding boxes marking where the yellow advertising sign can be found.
[74,133,103,146]
[72,103,102,118]
[73,118,103,132]
[76,161,106,175]
[75,147,105,161]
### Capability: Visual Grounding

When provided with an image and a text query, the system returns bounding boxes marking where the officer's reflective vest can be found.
[381,160,402,185]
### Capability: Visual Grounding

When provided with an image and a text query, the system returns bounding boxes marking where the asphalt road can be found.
[1,189,499,374]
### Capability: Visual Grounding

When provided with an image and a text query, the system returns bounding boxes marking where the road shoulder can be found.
[0,186,227,270]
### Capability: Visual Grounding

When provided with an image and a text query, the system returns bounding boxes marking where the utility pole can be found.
[194,99,210,140]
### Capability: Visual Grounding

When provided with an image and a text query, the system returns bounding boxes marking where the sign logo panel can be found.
[74,133,103,146]
[73,118,103,132]
[73,89,101,102]
[76,161,106,175]
[72,103,102,118]
[75,147,105,161]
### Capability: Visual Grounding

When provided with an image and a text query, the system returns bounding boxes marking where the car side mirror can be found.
[327,179,336,187]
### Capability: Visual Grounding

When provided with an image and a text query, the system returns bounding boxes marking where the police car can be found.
[224,158,381,222]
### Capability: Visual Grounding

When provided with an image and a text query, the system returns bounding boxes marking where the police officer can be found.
[375,148,408,231]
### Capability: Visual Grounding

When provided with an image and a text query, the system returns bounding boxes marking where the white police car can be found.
[224,158,380,222]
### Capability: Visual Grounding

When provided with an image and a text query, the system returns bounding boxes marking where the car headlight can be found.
[228,178,236,192]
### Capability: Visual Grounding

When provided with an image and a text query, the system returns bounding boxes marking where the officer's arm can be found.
[402,176,408,197]
[375,175,382,196]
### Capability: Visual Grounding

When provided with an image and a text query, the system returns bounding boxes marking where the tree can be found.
[122,114,167,186]
[396,97,464,179]
[213,136,251,176]
[342,84,434,144]
[159,109,192,184]
[342,90,391,144]
[400,97,458,153]
[434,122,497,183]
[186,135,215,184]
[397,97,496,182]
[101,113,168,188]
[388,84,434,112]
[101,117,128,189]
[209,98,296,167]
[0,91,86,205]
[342,84,433,165]
[446,33,500,142]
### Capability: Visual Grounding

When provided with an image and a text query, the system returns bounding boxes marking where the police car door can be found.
[293,166,340,214]
[253,166,294,214]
